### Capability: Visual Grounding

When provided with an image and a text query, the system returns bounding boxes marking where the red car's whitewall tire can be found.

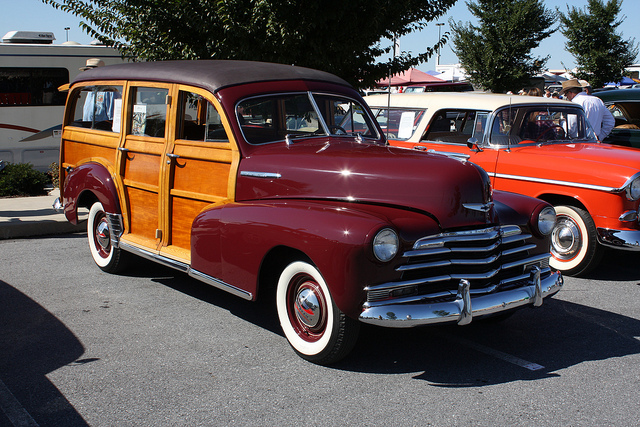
[550,205,601,276]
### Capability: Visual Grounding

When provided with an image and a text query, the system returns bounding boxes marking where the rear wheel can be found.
[550,205,602,276]
[276,261,359,364]
[87,202,127,273]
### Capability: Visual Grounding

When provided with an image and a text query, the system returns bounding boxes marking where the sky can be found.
[1,0,638,72]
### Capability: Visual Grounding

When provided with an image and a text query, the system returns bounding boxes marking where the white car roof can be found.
[364,92,576,110]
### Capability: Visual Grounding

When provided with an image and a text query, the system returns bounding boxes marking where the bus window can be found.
[0,67,68,106]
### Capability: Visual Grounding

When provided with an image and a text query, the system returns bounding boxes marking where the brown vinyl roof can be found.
[72,60,351,93]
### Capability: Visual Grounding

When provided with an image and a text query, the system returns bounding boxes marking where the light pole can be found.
[436,23,444,67]
[64,27,70,42]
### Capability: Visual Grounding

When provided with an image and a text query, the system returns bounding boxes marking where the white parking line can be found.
[0,378,38,426]
[444,334,545,371]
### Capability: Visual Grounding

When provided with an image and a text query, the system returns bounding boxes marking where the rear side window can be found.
[422,109,487,144]
[69,85,123,132]
[373,108,425,140]
[129,87,169,138]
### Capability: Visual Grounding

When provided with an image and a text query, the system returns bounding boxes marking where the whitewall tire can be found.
[276,261,359,364]
[550,205,601,276]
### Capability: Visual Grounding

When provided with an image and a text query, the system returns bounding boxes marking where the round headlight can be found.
[537,206,557,236]
[626,176,640,201]
[373,228,399,262]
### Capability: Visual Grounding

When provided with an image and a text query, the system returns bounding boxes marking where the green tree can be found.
[41,0,457,88]
[450,0,556,93]
[559,0,638,89]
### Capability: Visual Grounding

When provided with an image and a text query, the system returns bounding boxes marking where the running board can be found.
[119,242,253,301]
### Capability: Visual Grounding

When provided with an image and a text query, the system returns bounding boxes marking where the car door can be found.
[158,87,239,263]
[412,109,501,182]
[117,83,171,251]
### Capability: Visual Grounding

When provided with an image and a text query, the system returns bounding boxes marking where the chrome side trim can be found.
[119,242,189,272]
[188,269,253,301]
[119,242,253,300]
[240,171,282,179]
[491,172,621,193]
[359,271,563,328]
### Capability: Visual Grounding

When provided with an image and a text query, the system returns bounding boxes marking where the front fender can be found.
[493,190,553,251]
[191,200,438,317]
[62,162,120,224]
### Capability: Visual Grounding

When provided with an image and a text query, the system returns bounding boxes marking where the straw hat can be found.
[559,79,583,95]
[578,79,591,88]
[80,58,105,71]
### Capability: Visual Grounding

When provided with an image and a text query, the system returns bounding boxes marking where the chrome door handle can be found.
[166,153,180,164]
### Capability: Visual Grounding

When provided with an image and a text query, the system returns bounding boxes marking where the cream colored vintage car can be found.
[366,92,640,276]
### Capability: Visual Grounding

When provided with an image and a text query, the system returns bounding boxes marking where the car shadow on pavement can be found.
[0,280,90,426]
[137,262,640,387]
[340,297,640,385]
[581,248,640,282]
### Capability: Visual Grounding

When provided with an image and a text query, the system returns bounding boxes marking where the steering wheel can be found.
[329,125,347,135]
[535,125,566,143]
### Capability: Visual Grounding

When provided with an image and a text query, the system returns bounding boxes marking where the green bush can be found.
[0,162,50,197]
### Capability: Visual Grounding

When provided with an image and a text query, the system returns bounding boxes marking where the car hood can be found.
[505,142,640,188]
[235,139,494,229]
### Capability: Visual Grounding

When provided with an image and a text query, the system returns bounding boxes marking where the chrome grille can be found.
[365,225,551,305]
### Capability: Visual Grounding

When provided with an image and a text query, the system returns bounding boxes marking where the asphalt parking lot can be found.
[1,233,639,426]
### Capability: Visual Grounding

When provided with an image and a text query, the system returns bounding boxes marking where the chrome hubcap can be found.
[551,216,581,260]
[96,219,110,250]
[294,285,321,329]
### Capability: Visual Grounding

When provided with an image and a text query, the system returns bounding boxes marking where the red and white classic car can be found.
[366,92,640,276]
[57,61,562,364]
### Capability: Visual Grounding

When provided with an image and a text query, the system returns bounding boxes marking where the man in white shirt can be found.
[560,79,615,141]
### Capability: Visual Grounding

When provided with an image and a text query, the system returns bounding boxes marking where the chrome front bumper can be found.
[359,267,563,328]
[597,228,640,251]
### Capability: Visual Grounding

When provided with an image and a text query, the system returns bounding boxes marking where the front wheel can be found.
[87,202,127,273]
[276,261,359,364]
[549,205,602,276]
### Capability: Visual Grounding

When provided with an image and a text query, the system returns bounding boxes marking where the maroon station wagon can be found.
[57,60,563,364]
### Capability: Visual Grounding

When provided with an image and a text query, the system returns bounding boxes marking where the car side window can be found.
[421,109,482,144]
[129,87,168,138]
[373,108,425,140]
[69,85,123,132]
[178,91,229,142]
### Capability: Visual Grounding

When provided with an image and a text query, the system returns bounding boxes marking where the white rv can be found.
[0,31,126,171]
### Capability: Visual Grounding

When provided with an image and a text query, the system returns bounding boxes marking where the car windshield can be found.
[489,105,598,146]
[237,92,379,144]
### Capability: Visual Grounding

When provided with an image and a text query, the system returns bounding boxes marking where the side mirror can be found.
[467,137,483,152]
